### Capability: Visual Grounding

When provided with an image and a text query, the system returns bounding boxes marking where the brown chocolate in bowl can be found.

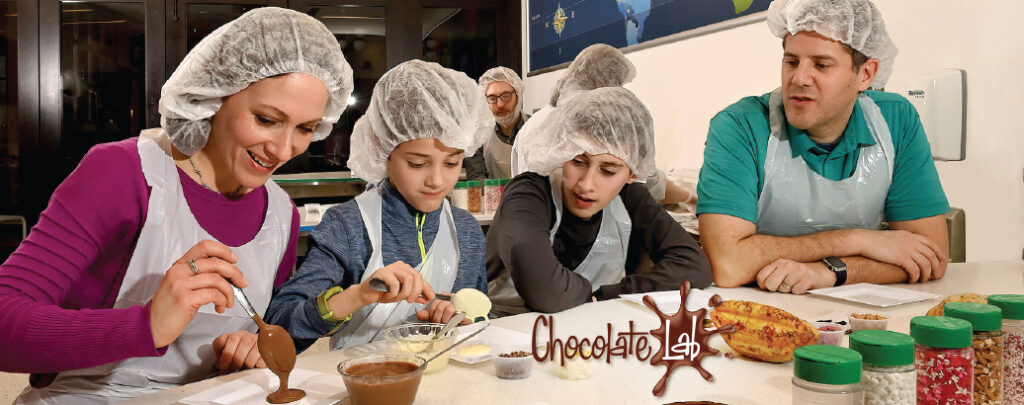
[339,354,425,405]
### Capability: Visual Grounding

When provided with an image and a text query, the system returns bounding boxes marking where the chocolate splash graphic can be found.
[643,281,735,397]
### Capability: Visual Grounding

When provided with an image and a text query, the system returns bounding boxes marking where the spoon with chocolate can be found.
[230,283,306,404]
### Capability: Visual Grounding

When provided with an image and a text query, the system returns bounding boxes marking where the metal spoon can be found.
[368,277,451,301]
[230,284,306,403]
[432,311,466,341]
[421,322,491,368]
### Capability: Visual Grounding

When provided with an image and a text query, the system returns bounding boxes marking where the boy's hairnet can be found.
[767,0,897,87]
[549,44,637,107]
[347,60,492,184]
[159,7,354,156]
[522,87,655,178]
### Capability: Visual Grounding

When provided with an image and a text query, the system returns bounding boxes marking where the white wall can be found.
[521,0,1024,262]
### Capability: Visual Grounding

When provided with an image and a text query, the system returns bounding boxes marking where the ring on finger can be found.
[779,282,792,293]
[188,258,200,276]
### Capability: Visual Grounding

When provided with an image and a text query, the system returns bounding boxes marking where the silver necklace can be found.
[187,156,212,190]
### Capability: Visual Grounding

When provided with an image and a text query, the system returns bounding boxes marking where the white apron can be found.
[483,130,514,180]
[756,89,895,236]
[16,129,292,404]
[489,170,632,313]
[330,183,460,350]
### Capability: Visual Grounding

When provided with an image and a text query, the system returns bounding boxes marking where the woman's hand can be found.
[149,240,249,348]
[212,330,266,372]
[417,299,473,324]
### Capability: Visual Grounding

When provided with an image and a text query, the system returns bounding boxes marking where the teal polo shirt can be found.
[697,90,949,224]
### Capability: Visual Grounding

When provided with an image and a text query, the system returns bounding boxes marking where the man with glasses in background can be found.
[464,67,529,180]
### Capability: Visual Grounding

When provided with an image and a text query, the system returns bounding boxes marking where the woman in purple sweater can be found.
[0,8,353,404]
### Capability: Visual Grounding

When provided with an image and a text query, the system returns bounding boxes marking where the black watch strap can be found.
[823,256,847,287]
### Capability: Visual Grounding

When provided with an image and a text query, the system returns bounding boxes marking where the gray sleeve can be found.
[463,146,488,180]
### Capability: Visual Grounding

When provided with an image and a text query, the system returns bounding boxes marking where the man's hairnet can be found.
[159,7,354,156]
[479,67,524,127]
[347,60,492,184]
[549,44,637,107]
[522,87,655,178]
[767,0,897,88]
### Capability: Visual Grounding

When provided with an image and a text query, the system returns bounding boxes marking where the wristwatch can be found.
[316,286,353,325]
[822,256,847,287]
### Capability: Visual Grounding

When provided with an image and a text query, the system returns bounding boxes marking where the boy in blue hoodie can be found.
[266,60,492,351]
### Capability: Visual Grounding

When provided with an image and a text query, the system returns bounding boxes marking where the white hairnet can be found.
[159,7,354,156]
[766,0,897,87]
[549,44,637,107]
[479,67,524,127]
[347,60,492,184]
[522,87,655,178]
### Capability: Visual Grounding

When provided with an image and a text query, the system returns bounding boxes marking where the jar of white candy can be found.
[849,330,915,405]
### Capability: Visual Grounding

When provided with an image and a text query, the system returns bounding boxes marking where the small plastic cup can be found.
[337,353,425,405]
[816,324,846,346]
[849,313,889,331]
[492,346,534,379]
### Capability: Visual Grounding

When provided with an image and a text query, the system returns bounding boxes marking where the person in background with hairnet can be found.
[698,0,949,295]
[486,87,712,316]
[265,60,489,351]
[511,43,695,205]
[0,8,353,404]
[463,67,529,180]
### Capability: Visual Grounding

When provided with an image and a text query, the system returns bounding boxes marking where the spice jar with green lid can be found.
[484,179,502,214]
[451,181,469,210]
[850,330,915,405]
[945,302,1004,405]
[791,345,864,405]
[988,294,1024,405]
[466,180,482,213]
[911,315,974,405]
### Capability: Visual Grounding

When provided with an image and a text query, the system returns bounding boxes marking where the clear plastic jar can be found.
[850,329,915,405]
[988,294,1024,405]
[791,345,864,405]
[484,179,501,214]
[451,181,468,210]
[467,180,482,213]
[792,377,864,404]
[1003,319,1024,405]
[911,316,974,405]
[862,364,914,405]
[945,302,1004,405]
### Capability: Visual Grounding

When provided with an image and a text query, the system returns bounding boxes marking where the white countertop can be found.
[126,261,1024,405]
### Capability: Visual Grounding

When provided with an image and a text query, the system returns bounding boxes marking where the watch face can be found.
[824,256,846,271]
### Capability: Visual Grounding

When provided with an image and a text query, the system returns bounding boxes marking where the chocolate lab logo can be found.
[531,281,733,396]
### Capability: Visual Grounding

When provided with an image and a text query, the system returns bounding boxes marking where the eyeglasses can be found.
[486,92,515,104]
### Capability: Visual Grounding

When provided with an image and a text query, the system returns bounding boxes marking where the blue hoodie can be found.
[266,180,487,352]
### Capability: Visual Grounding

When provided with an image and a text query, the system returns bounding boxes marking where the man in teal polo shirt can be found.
[697,0,950,294]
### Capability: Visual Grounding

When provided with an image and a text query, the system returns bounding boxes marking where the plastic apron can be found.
[489,170,632,309]
[755,89,895,237]
[16,129,291,405]
[483,129,514,180]
[329,183,460,350]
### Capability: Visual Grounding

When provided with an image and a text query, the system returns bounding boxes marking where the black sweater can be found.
[486,173,712,314]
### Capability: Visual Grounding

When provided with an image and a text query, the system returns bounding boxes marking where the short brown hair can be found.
[782,36,870,73]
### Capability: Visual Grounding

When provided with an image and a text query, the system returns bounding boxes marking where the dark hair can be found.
[782,36,870,73]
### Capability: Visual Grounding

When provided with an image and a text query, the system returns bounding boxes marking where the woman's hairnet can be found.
[766,0,897,88]
[479,67,524,125]
[347,60,492,184]
[523,87,655,178]
[159,7,354,156]
[549,44,637,107]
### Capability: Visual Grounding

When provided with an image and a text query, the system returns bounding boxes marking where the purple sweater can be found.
[0,137,298,377]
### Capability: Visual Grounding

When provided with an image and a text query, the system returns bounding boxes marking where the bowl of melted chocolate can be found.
[337,353,426,405]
